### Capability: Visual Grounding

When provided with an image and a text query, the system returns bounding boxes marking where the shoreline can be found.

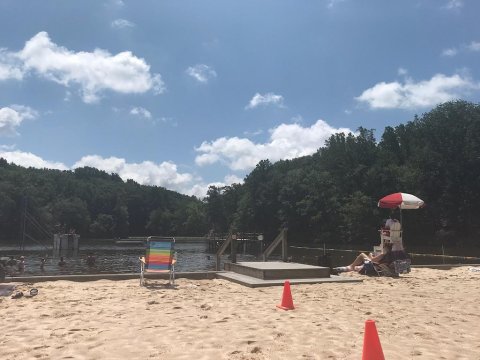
[3,263,479,283]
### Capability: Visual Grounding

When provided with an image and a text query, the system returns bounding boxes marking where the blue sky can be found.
[1,0,479,198]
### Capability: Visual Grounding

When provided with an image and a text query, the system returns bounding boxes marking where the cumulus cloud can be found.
[186,174,244,199]
[0,144,16,151]
[0,105,38,136]
[444,0,463,9]
[195,120,352,171]
[467,41,480,52]
[73,155,195,192]
[441,48,458,57]
[441,41,480,57]
[0,49,24,80]
[1,32,164,103]
[111,19,135,29]
[224,174,244,185]
[245,93,285,109]
[130,107,152,119]
[106,0,125,8]
[0,150,68,170]
[185,64,217,83]
[356,73,479,110]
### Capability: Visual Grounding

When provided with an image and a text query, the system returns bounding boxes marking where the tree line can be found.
[1,101,479,248]
[204,101,480,248]
[0,164,208,243]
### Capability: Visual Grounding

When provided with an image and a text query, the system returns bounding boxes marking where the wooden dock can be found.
[219,261,361,287]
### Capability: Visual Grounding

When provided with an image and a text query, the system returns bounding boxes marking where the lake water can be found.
[1,239,479,278]
[0,239,257,277]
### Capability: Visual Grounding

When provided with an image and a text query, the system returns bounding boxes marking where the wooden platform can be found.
[224,261,330,279]
[221,261,362,287]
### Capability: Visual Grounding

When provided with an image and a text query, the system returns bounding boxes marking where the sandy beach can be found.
[1,267,480,360]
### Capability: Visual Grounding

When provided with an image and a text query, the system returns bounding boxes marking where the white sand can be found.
[1,267,480,359]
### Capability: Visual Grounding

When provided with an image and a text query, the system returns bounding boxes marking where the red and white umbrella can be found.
[378,192,425,210]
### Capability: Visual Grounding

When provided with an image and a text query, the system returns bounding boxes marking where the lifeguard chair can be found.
[374,221,403,255]
[375,222,411,275]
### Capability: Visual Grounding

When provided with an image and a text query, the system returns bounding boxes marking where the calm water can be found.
[0,239,258,277]
[2,239,479,277]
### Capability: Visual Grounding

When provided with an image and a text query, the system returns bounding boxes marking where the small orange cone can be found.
[276,280,295,310]
[362,320,385,360]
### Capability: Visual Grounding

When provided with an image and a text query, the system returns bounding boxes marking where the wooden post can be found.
[262,227,288,262]
[230,233,237,264]
[282,228,288,262]
[215,231,232,271]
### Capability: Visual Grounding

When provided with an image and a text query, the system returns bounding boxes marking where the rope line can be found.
[289,246,480,261]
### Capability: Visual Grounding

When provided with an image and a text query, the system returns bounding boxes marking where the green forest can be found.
[0,165,209,243]
[1,101,479,248]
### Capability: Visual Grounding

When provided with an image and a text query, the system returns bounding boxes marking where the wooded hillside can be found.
[204,101,480,247]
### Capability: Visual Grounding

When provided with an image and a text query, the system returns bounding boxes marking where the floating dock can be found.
[219,261,361,287]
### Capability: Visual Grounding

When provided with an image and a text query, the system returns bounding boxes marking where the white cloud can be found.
[0,150,68,170]
[0,62,23,81]
[130,107,152,119]
[186,175,244,199]
[397,67,408,76]
[107,0,124,7]
[0,49,24,80]
[356,73,479,110]
[195,120,352,171]
[73,155,195,193]
[0,144,16,151]
[243,129,263,137]
[441,48,458,57]
[0,105,38,136]
[224,174,243,185]
[111,19,135,29]
[158,116,178,127]
[5,32,164,103]
[185,64,217,83]
[467,41,480,52]
[444,0,463,9]
[245,92,285,109]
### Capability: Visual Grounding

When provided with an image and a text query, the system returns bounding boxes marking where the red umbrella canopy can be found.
[378,192,425,210]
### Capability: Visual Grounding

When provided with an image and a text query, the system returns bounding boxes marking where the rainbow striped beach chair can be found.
[139,236,176,286]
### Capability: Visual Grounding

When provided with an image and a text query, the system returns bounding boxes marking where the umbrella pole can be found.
[400,207,404,246]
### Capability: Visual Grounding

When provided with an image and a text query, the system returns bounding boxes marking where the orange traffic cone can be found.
[362,320,385,360]
[276,280,295,310]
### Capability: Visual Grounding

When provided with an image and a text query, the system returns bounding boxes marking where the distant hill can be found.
[0,163,208,243]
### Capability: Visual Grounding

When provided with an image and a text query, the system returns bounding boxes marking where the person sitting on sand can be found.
[333,243,394,275]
